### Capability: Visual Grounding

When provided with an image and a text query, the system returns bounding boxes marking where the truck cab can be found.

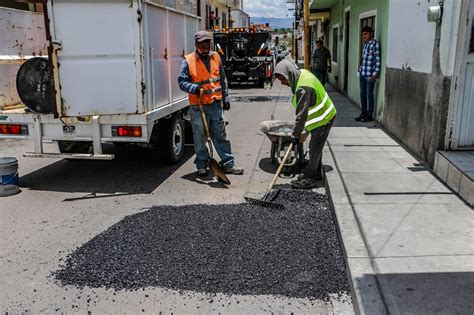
[213,27,274,87]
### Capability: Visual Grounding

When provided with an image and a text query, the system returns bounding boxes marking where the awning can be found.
[310,0,339,10]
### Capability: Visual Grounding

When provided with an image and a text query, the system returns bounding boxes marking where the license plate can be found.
[63,125,75,134]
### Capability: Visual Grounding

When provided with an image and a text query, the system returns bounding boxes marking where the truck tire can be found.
[158,114,185,164]
[58,141,91,154]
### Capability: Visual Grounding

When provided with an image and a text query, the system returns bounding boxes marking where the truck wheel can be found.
[58,141,91,154]
[159,114,185,164]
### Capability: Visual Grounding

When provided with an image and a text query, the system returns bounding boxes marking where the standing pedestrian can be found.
[312,39,331,86]
[274,60,336,189]
[209,11,215,29]
[355,26,381,122]
[178,31,243,177]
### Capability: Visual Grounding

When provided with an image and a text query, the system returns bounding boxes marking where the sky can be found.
[243,0,292,18]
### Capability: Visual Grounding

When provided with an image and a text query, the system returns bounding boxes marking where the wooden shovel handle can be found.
[199,105,211,140]
[198,89,211,140]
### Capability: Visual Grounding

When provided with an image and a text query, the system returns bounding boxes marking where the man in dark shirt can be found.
[312,40,331,86]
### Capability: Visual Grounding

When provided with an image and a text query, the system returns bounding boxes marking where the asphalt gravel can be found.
[54,190,350,300]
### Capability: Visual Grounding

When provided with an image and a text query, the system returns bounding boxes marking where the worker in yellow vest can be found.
[274,60,336,189]
[178,31,243,177]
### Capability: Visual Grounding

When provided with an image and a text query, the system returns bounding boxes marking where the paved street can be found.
[0,82,353,314]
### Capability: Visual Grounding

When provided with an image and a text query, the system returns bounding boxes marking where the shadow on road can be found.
[357,272,474,314]
[19,146,194,195]
[181,172,229,189]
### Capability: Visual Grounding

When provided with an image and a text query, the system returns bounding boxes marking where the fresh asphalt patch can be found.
[54,190,350,301]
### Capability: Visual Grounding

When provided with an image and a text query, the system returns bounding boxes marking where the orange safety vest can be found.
[185,52,223,106]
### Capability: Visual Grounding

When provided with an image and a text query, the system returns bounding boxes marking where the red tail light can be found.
[113,126,142,137]
[0,124,27,135]
[266,49,271,56]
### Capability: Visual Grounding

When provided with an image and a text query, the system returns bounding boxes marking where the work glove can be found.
[223,101,231,111]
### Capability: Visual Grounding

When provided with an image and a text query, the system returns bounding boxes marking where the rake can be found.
[245,142,293,209]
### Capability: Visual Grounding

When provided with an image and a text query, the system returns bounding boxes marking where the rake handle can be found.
[263,142,293,200]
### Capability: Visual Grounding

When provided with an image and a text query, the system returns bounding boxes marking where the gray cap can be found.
[195,30,212,42]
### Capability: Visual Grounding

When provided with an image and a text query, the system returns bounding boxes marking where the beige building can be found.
[200,0,242,30]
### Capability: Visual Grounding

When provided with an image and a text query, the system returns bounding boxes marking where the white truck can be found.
[0,0,199,162]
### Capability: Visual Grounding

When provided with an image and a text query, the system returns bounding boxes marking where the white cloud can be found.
[243,0,292,18]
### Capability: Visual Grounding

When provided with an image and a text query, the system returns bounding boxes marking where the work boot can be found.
[297,172,322,181]
[223,165,244,175]
[197,168,209,177]
[291,178,320,189]
[354,113,367,121]
[360,115,373,122]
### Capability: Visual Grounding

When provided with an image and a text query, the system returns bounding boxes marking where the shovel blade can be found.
[209,158,230,185]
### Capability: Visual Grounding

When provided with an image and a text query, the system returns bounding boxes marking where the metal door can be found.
[47,0,142,116]
[169,11,186,103]
[146,5,170,109]
[452,0,474,148]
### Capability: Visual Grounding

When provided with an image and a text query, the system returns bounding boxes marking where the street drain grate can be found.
[53,190,350,301]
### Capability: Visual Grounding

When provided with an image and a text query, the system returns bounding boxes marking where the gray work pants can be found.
[304,118,335,178]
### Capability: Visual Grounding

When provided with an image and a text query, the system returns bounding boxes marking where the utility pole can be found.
[304,0,310,69]
[286,0,296,60]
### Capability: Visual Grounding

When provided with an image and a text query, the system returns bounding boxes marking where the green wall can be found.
[327,0,389,120]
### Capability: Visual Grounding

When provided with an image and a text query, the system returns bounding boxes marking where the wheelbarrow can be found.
[260,120,305,174]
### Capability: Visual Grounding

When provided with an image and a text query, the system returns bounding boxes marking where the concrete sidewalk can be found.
[322,87,474,314]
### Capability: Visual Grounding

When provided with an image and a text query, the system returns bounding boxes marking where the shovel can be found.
[198,96,230,185]
[245,142,293,209]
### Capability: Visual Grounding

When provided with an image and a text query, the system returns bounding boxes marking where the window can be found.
[469,25,474,53]
[197,0,201,17]
[332,25,338,63]
[359,11,377,67]
[223,13,226,29]
[205,5,209,29]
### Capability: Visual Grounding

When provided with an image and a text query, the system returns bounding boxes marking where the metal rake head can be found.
[244,197,285,210]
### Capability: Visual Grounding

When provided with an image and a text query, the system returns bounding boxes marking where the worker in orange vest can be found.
[178,31,243,177]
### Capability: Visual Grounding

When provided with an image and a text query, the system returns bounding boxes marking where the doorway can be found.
[343,8,350,93]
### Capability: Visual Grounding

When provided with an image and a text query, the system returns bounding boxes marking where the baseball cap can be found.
[195,31,212,42]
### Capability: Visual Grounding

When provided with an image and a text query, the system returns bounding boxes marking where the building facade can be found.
[202,0,242,30]
[307,0,473,167]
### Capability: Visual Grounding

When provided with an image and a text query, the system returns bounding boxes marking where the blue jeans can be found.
[189,102,234,170]
[359,76,375,116]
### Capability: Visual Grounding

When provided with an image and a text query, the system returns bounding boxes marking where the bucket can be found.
[0,157,20,197]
